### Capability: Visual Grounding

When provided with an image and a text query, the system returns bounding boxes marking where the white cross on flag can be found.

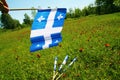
[30,8,67,52]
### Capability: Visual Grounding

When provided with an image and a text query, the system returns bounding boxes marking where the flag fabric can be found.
[30,8,67,52]
[58,55,68,72]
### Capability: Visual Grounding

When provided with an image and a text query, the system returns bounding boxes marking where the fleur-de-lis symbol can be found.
[37,16,45,22]
[57,14,63,20]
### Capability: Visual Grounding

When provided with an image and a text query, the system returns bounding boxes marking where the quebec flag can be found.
[30,8,67,52]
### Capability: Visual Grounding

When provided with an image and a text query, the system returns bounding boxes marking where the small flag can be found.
[53,57,58,80]
[63,57,77,72]
[54,57,58,71]
[30,8,67,52]
[58,55,69,72]
[53,56,77,80]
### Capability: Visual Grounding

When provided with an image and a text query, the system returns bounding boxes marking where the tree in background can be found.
[82,7,89,16]
[0,15,3,28]
[114,0,120,6]
[74,8,81,18]
[95,0,117,14]
[1,13,21,29]
[87,4,96,15]
[48,6,51,8]
[0,15,1,26]
[66,8,74,18]
[113,0,120,12]
[23,13,31,25]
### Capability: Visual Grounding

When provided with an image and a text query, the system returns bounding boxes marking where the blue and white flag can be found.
[30,8,67,52]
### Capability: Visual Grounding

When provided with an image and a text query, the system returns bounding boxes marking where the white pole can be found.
[52,57,58,80]
[9,8,40,11]
[9,8,57,11]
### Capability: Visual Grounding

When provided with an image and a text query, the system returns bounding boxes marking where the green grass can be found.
[0,12,120,80]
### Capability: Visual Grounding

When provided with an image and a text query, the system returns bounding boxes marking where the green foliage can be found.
[87,4,96,15]
[21,23,30,29]
[74,8,81,18]
[23,13,32,25]
[67,8,75,18]
[81,7,89,16]
[95,0,119,14]
[1,13,21,29]
[22,13,33,29]
[67,8,82,18]
[114,0,120,6]
[0,13,120,80]
[66,0,120,18]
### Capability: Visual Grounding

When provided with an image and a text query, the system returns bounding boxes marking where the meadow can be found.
[0,13,120,80]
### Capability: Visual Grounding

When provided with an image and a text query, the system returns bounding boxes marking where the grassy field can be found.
[0,13,120,80]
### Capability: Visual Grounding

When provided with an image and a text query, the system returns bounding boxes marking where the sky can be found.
[1,0,95,23]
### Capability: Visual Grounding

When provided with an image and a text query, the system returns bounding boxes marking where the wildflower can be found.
[36,54,41,58]
[75,74,80,77]
[79,48,84,52]
[62,73,67,78]
[105,43,110,47]
[59,44,62,47]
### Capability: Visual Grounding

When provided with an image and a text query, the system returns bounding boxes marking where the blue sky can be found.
[1,0,95,23]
